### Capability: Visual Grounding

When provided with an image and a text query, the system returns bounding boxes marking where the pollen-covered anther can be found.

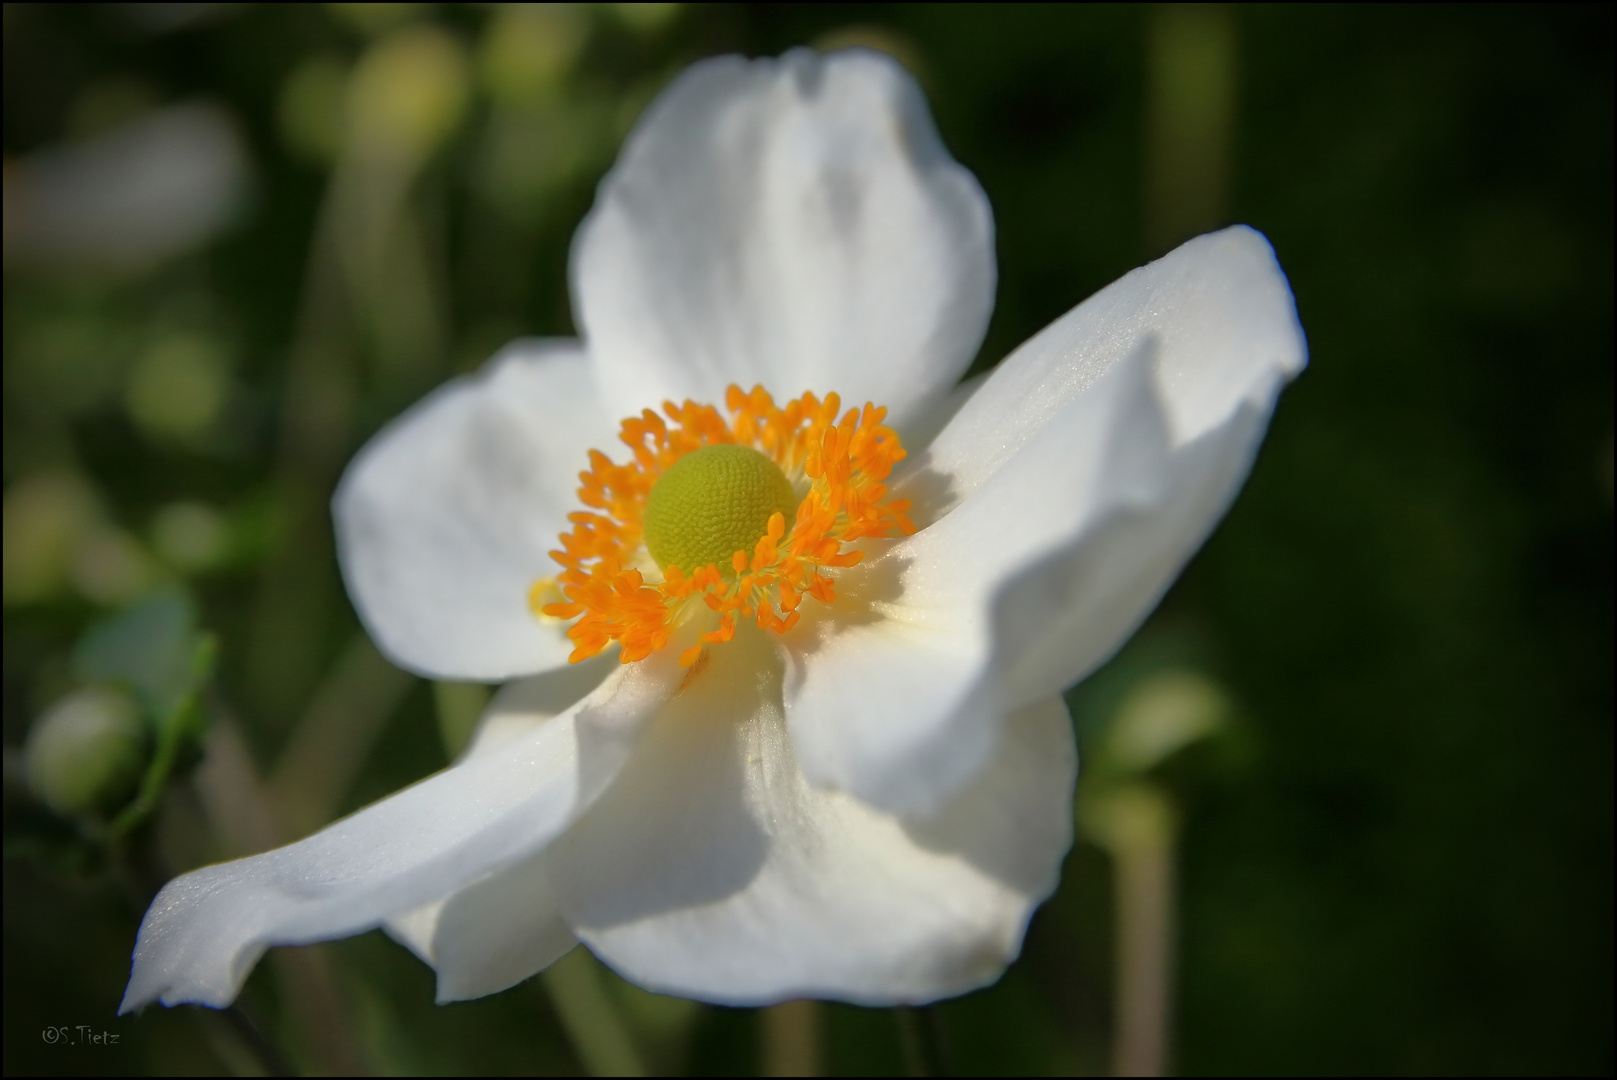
[536,385,915,666]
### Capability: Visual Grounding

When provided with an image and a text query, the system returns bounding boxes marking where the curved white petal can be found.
[383,899,441,965]
[334,340,617,681]
[548,626,1075,1006]
[778,547,997,819]
[461,654,618,760]
[897,370,988,456]
[986,402,1270,706]
[121,654,680,1013]
[381,660,614,999]
[919,225,1305,504]
[787,228,1305,815]
[391,854,578,1004]
[572,49,994,426]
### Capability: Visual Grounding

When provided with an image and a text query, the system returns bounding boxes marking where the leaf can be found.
[72,584,199,722]
[70,584,219,839]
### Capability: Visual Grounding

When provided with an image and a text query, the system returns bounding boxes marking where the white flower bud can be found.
[25,687,148,818]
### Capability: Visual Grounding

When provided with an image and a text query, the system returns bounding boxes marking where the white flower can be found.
[122,49,1304,1012]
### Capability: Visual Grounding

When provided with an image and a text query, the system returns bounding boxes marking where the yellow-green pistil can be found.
[642,444,796,572]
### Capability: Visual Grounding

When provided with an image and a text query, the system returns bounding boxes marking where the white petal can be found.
[334,340,616,681]
[987,402,1270,707]
[779,553,998,821]
[787,228,1305,814]
[572,49,994,425]
[381,660,612,998]
[896,371,987,456]
[461,654,618,760]
[919,225,1305,504]
[121,654,679,1013]
[549,626,1075,1006]
[406,854,578,1003]
[383,899,441,965]
[784,341,1164,814]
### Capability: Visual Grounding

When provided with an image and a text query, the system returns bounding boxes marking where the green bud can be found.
[25,687,148,818]
[1105,670,1227,774]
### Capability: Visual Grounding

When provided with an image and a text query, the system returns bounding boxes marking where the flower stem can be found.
[894,1005,951,1077]
[543,948,647,1077]
[1110,788,1177,1077]
[1143,2,1237,253]
[762,999,822,1076]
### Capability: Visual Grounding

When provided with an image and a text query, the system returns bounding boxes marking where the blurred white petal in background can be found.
[3,102,249,272]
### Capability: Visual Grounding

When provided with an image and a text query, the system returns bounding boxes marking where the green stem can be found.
[894,1006,951,1077]
[108,635,217,841]
[762,999,821,1076]
[1108,786,1177,1077]
[543,948,647,1076]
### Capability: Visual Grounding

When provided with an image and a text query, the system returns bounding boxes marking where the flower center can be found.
[536,385,916,668]
[643,444,797,574]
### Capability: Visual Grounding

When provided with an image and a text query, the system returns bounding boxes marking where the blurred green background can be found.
[3,4,1610,1076]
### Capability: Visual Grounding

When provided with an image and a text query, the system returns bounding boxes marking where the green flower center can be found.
[643,444,797,572]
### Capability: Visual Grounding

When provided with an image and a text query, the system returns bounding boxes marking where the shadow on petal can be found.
[550,631,776,928]
[901,696,1076,897]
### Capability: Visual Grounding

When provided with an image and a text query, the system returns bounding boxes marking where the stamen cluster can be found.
[537,385,916,667]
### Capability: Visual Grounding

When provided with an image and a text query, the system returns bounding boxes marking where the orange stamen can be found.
[536,385,915,664]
